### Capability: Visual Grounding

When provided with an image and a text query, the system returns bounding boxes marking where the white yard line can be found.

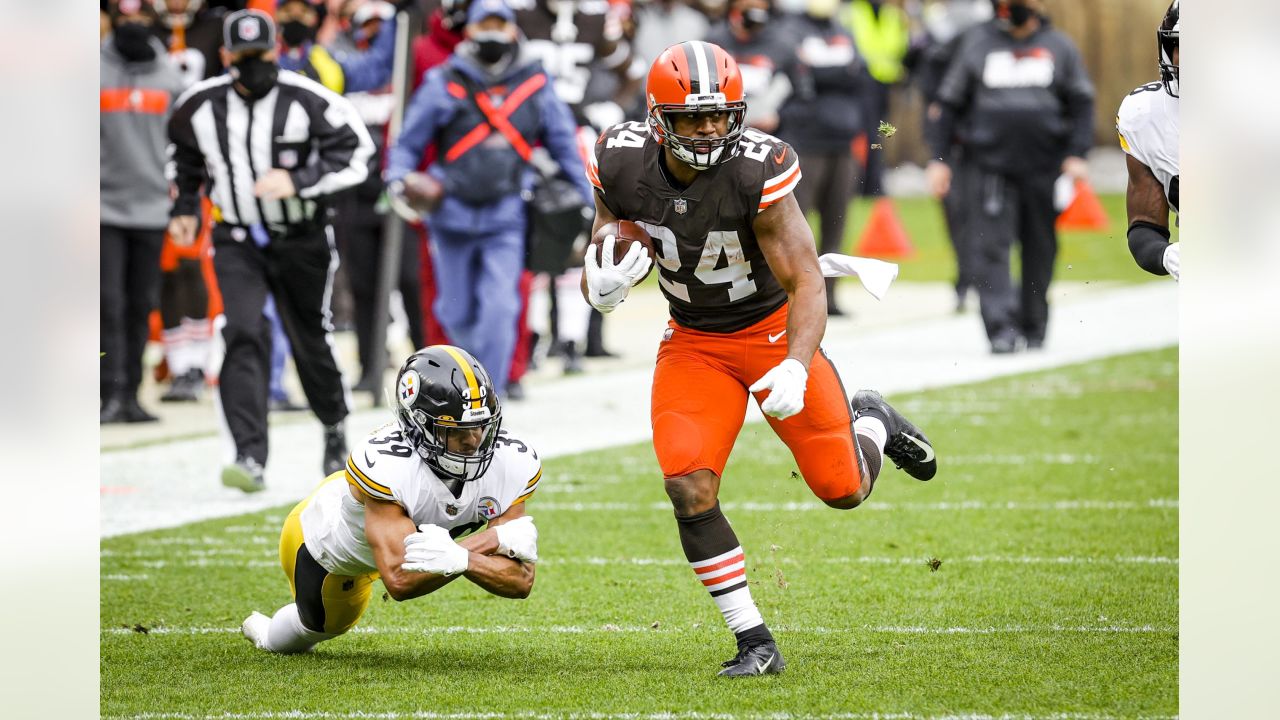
[102,707,1177,712]
[103,624,1174,636]
[101,283,1178,538]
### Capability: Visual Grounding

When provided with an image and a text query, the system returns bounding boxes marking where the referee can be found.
[167,9,375,492]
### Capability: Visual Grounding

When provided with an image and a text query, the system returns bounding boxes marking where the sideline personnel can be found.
[167,9,376,492]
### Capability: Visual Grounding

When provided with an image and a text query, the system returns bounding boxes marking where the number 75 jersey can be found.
[299,423,542,577]
[588,121,802,333]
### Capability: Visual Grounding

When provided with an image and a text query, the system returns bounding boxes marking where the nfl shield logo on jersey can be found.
[674,198,688,215]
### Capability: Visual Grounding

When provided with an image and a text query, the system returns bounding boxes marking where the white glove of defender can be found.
[749,358,808,420]
[584,235,652,313]
[402,524,469,576]
[1163,242,1180,281]
[493,515,539,563]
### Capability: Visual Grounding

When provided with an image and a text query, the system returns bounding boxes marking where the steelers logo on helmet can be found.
[645,41,748,171]
[398,369,420,409]
[392,346,503,483]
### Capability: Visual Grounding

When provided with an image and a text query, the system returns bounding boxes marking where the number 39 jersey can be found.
[299,423,543,577]
[589,121,803,333]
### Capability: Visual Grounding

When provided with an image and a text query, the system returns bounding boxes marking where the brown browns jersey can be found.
[512,0,628,119]
[589,121,803,333]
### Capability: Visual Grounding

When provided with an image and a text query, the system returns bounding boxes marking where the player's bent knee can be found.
[823,491,866,510]
[664,470,718,516]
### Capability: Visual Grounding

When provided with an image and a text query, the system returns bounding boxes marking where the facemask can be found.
[281,20,314,47]
[114,22,157,62]
[471,31,514,64]
[741,8,769,30]
[1007,3,1036,27]
[230,55,279,100]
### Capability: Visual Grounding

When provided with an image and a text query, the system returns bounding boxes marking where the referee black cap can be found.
[224,9,276,53]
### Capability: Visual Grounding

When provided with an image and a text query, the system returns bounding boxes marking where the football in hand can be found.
[589,220,655,282]
[402,172,443,213]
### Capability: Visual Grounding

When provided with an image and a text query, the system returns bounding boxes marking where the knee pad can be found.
[653,411,709,478]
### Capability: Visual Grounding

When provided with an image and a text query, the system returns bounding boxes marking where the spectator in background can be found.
[633,0,710,64]
[925,0,1094,353]
[780,0,865,317]
[168,10,375,490]
[327,0,426,398]
[841,0,909,196]
[152,0,232,404]
[915,0,993,313]
[101,0,186,423]
[386,0,591,400]
[275,0,399,94]
[706,0,797,134]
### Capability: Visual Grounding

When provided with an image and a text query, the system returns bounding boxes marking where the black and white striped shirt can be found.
[167,71,375,229]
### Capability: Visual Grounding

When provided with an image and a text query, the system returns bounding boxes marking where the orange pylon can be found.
[856,197,916,258]
[1056,179,1110,231]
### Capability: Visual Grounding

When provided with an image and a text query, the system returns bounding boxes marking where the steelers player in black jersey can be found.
[582,40,939,677]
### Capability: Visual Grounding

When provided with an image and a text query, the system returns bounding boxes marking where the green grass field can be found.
[814,193,1171,285]
[101,348,1177,719]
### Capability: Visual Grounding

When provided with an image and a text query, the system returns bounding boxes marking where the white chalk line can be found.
[104,624,1174,637]
[102,707,1177,712]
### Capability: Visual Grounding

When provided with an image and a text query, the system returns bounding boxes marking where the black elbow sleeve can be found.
[1127,221,1171,276]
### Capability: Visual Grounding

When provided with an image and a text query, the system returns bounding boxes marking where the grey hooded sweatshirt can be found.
[100,36,186,229]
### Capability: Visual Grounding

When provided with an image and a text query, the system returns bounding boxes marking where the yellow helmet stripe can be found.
[439,345,482,410]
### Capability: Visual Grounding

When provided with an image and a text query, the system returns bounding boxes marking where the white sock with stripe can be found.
[264,603,337,654]
[692,547,764,634]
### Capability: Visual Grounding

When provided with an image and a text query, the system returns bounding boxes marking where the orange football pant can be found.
[651,303,864,501]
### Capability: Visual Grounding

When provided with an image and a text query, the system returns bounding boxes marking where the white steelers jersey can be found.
[1117,82,1180,213]
[299,422,542,577]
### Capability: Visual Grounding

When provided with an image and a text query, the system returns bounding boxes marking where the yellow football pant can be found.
[278,474,378,635]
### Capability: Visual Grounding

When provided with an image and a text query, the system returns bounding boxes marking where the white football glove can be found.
[493,515,539,563]
[1163,242,1180,281]
[402,524,469,576]
[584,235,652,313]
[749,358,808,420]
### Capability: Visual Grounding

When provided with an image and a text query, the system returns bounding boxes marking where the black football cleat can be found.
[718,641,786,678]
[852,389,937,481]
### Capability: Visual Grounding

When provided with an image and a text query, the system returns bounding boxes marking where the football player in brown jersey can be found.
[582,41,940,677]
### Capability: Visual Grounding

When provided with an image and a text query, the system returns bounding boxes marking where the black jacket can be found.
[778,14,867,153]
[927,20,1094,175]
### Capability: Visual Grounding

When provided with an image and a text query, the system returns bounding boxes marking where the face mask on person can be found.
[741,7,769,31]
[471,31,514,64]
[230,55,279,99]
[281,19,314,47]
[1007,2,1037,26]
[114,22,157,62]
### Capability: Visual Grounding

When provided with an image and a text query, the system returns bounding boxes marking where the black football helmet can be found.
[1158,0,1179,98]
[393,345,502,483]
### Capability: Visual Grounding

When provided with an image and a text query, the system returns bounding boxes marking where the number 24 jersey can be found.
[299,422,542,577]
[588,121,803,333]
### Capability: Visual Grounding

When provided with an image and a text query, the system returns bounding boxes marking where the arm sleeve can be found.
[334,16,398,94]
[1060,40,1096,159]
[345,448,398,502]
[385,72,448,184]
[926,42,972,161]
[289,89,376,199]
[1128,221,1171,277]
[540,82,593,205]
[166,93,207,218]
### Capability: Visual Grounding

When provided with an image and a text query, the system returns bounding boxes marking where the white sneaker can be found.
[241,611,271,651]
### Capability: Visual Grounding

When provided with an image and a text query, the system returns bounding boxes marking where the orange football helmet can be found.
[646,41,747,170]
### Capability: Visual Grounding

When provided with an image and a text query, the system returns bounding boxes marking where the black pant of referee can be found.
[965,168,1059,352]
[213,220,349,477]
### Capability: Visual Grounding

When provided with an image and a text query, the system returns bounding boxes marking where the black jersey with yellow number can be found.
[588,121,803,333]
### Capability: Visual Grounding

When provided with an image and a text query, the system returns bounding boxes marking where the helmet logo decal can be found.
[398,370,420,409]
